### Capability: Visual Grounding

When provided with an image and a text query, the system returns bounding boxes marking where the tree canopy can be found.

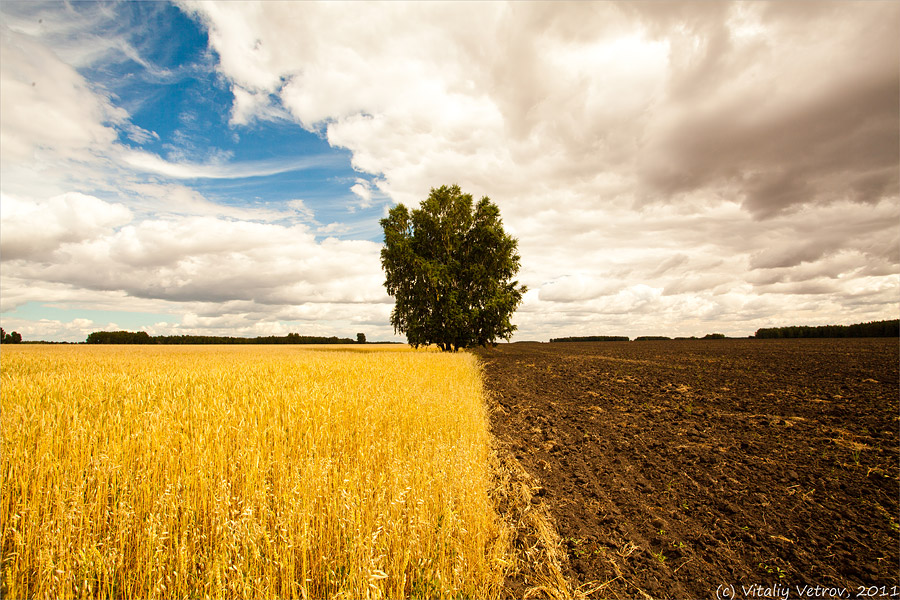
[1,328,22,344]
[84,331,356,345]
[755,319,898,339]
[380,184,526,351]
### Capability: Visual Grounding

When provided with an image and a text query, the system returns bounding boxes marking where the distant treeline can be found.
[552,334,731,342]
[85,331,358,345]
[754,319,899,339]
[550,335,630,342]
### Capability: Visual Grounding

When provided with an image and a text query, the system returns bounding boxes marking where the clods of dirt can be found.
[477,339,899,599]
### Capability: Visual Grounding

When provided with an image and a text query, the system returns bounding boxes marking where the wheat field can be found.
[1,344,513,599]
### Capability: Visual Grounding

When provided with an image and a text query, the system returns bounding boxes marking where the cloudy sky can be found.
[1,1,897,343]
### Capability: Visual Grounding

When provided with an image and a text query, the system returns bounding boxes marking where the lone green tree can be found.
[380,184,526,351]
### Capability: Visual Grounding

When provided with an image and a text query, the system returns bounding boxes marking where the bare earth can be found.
[476,339,899,599]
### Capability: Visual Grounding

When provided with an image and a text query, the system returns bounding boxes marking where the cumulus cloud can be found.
[634,3,899,216]
[0,316,111,343]
[1,192,132,260]
[2,209,396,339]
[0,2,400,341]
[7,215,386,302]
[3,199,389,318]
[179,1,898,337]
[185,2,898,217]
[2,2,897,341]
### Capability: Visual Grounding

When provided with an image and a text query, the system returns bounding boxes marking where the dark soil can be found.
[476,339,899,599]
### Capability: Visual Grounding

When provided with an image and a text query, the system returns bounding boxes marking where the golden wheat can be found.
[1,344,512,599]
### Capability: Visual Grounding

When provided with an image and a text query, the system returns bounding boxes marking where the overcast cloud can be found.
[1,1,897,342]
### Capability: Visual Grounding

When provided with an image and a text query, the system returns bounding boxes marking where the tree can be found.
[86,330,152,344]
[380,184,526,351]
[1,328,22,344]
[356,333,367,344]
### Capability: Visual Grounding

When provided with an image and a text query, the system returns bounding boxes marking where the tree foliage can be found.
[86,331,153,344]
[755,319,899,339]
[550,335,629,343]
[1,328,22,344]
[380,185,526,351]
[84,331,357,345]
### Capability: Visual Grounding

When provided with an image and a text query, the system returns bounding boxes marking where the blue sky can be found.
[1,1,898,342]
[95,4,379,233]
[61,2,382,237]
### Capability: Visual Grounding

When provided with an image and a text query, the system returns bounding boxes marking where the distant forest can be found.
[550,334,725,343]
[550,335,630,342]
[754,319,898,339]
[17,319,900,345]
[85,331,359,345]
[548,319,898,343]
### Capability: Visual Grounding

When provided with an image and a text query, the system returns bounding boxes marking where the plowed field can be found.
[476,339,899,599]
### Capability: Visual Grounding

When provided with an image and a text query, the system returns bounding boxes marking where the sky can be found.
[0,1,897,343]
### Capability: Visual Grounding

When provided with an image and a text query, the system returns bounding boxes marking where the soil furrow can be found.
[478,339,899,599]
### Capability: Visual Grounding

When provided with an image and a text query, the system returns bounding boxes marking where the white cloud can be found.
[1,192,132,260]
[1,2,897,342]
[538,275,621,303]
[0,27,124,154]
[350,179,373,209]
[120,149,340,180]
[182,1,897,338]
[286,199,315,222]
[0,317,111,342]
[0,3,399,342]
[317,222,350,235]
[4,208,388,309]
[229,85,292,126]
